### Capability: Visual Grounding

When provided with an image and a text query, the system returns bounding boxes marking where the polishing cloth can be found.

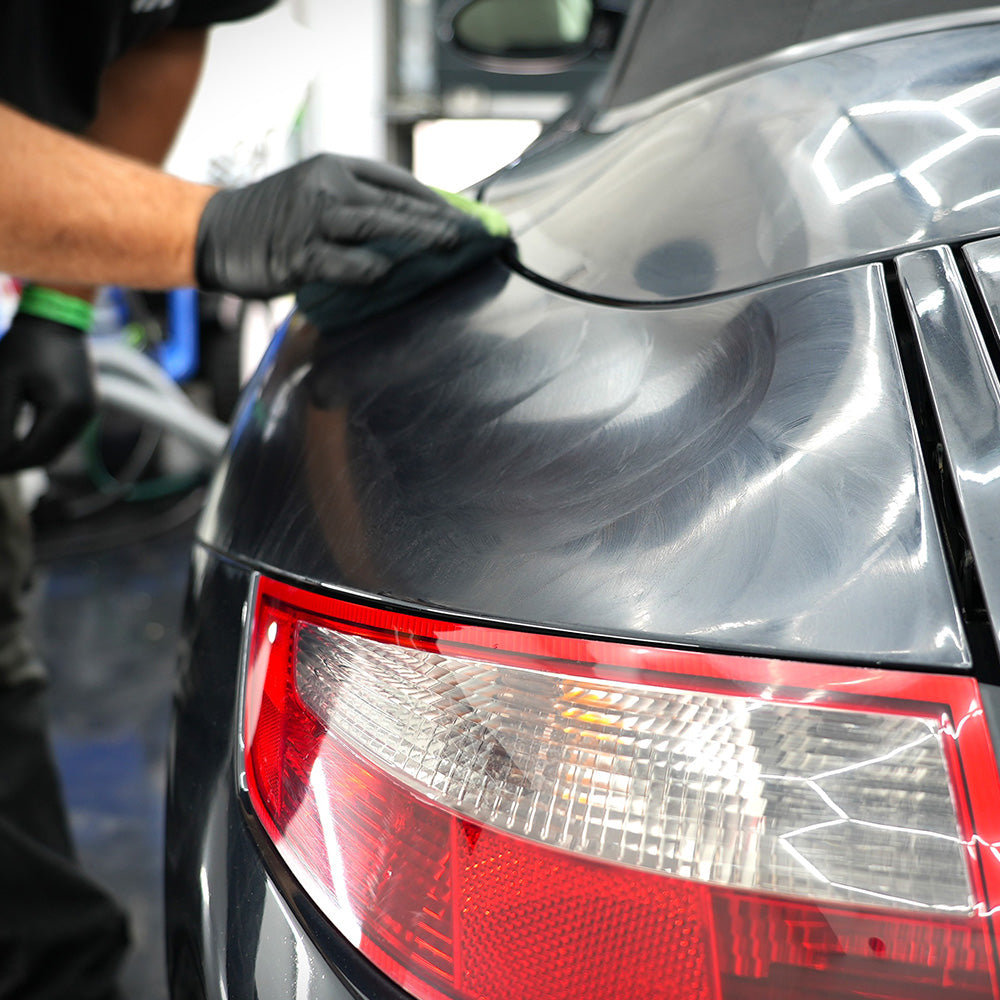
[296,189,512,332]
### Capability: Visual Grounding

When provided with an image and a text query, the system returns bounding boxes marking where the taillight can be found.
[242,575,1000,1000]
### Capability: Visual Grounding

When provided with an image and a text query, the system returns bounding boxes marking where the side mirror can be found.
[441,0,623,74]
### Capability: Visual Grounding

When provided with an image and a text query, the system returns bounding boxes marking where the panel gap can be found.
[952,243,1000,380]
[882,258,998,677]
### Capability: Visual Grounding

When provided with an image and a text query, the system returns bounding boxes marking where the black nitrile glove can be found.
[0,312,96,473]
[195,153,483,299]
[297,187,513,332]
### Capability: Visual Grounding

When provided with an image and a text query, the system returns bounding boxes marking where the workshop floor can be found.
[28,495,203,1000]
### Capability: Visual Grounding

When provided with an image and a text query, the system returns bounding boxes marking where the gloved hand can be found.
[0,311,96,473]
[195,153,485,299]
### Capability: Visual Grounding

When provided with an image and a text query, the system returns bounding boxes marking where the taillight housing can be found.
[242,574,1000,1000]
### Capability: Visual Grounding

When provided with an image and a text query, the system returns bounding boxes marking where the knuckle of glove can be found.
[351,252,392,285]
[199,155,359,299]
[405,215,463,250]
[299,153,355,201]
[339,207,384,243]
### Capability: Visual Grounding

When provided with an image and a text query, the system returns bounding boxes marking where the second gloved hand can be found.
[0,310,96,473]
[195,153,485,300]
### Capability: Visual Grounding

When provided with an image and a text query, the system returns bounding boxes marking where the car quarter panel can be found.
[197,259,967,668]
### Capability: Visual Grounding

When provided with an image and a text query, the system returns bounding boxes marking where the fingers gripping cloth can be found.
[296,188,513,332]
[196,154,506,300]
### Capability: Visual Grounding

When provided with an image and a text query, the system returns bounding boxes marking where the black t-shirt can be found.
[0,0,276,132]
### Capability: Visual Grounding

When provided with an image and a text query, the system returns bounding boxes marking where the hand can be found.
[0,313,96,472]
[195,153,484,299]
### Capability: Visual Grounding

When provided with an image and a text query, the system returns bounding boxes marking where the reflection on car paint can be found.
[486,25,1000,302]
[202,260,967,667]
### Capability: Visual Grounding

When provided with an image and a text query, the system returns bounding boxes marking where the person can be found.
[0,4,493,999]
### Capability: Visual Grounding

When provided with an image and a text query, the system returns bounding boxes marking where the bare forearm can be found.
[0,100,215,290]
[88,28,209,169]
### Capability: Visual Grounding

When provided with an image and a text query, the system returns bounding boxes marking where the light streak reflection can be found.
[813,75,1000,212]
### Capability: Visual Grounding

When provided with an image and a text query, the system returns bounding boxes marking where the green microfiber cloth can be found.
[297,188,512,332]
[432,187,511,239]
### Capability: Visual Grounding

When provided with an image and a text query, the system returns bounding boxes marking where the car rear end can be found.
[167,244,1000,1000]
[167,10,1000,1000]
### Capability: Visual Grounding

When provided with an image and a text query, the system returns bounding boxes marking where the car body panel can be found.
[600,0,1000,109]
[484,20,1000,303]
[901,242,1000,652]
[198,259,967,668]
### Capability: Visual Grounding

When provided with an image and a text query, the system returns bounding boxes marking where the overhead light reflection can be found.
[876,476,915,538]
[949,74,1000,107]
[934,626,962,650]
[812,75,1000,211]
[307,759,364,946]
[959,461,1000,485]
[953,190,1000,213]
[900,165,944,208]
[917,288,946,315]
[778,835,971,913]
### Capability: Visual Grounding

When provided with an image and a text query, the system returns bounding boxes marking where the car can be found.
[165,2,1000,998]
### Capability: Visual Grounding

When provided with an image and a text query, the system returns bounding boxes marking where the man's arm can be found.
[88,27,210,167]
[0,27,219,472]
[23,27,216,300]
[0,100,215,291]
[0,13,487,300]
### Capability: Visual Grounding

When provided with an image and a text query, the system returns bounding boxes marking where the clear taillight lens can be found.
[243,575,1000,1000]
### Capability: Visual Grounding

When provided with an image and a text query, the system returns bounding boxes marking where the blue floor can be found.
[28,502,200,1000]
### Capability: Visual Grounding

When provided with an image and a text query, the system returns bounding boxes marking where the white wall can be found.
[167,0,387,182]
[290,0,387,160]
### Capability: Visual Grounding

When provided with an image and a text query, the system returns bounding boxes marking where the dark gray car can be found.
[167,3,1000,998]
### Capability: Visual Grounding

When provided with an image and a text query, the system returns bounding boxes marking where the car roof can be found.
[601,0,1000,108]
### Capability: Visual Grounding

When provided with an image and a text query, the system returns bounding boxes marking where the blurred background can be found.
[169,0,605,187]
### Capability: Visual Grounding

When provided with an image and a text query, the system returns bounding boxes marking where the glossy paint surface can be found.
[901,241,1000,651]
[199,259,967,667]
[601,2,1000,108]
[485,20,1000,302]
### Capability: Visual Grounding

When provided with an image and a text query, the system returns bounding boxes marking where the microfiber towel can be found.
[296,188,512,332]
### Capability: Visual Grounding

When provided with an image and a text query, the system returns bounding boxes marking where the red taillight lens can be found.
[242,575,1000,1000]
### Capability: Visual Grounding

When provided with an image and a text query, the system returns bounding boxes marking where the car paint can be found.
[169,7,1000,999]
[199,258,966,667]
[485,19,1000,302]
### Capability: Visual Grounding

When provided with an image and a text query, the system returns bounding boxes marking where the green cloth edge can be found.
[432,187,511,238]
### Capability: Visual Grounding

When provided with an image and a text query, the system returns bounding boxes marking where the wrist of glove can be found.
[0,293,96,474]
[195,153,491,300]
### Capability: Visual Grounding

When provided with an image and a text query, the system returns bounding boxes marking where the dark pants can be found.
[0,479,128,1000]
